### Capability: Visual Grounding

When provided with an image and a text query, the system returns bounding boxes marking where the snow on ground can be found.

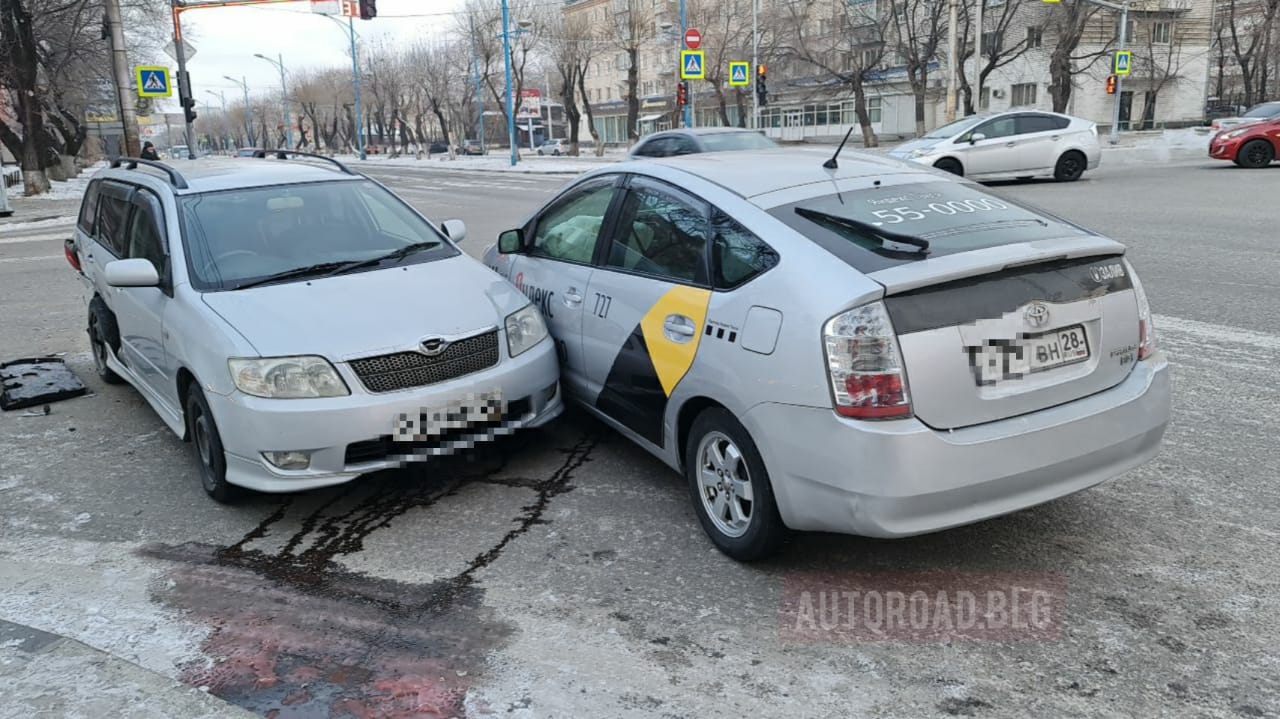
[15,162,106,201]
[345,151,626,174]
[0,215,77,231]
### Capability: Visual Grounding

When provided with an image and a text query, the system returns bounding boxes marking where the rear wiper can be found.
[795,207,931,253]
[327,242,440,276]
[231,262,352,290]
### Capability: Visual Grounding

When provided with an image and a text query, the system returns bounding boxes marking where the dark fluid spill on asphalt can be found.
[140,433,599,718]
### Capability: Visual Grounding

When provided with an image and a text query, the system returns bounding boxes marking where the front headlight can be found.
[228,356,349,398]
[1221,128,1249,140]
[909,148,934,159]
[505,303,548,358]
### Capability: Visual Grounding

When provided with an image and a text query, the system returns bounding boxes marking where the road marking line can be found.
[0,232,73,245]
[0,254,62,264]
[1154,313,1280,351]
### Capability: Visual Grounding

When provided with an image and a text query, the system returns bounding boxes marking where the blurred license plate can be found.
[973,325,1089,385]
[394,391,504,442]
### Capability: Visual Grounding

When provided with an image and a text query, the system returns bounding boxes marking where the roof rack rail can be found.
[252,149,356,176]
[109,157,189,189]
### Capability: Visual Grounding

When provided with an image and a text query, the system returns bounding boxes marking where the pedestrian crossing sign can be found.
[729,61,750,87]
[136,66,172,98]
[1113,51,1132,76]
[681,50,705,80]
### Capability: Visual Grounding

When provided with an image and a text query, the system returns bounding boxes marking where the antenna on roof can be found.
[824,127,855,170]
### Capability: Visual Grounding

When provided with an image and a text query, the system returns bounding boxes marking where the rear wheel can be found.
[684,408,787,561]
[87,302,124,384]
[1235,140,1275,168]
[933,158,963,176]
[185,384,241,504]
[1054,151,1087,182]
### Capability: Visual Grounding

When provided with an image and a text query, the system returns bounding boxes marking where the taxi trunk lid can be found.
[869,237,1140,430]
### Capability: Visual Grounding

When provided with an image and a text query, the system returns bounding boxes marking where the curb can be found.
[0,618,255,718]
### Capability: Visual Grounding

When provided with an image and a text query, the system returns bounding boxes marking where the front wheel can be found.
[1054,151,1086,182]
[685,408,787,561]
[1235,140,1275,168]
[934,158,963,176]
[185,384,241,503]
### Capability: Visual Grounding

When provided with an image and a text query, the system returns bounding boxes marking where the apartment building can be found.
[567,0,1215,144]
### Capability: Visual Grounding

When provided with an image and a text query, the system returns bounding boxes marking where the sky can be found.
[149,0,468,113]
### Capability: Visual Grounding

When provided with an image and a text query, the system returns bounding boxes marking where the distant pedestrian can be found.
[140,142,160,161]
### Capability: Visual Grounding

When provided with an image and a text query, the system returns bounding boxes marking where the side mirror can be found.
[103,258,160,287]
[969,132,986,145]
[441,218,467,243]
[497,229,524,255]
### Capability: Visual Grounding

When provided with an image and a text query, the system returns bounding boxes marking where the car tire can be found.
[537,150,544,155]
[185,383,241,504]
[684,407,787,561]
[88,300,125,384]
[934,158,964,176]
[1053,151,1087,182]
[1235,140,1275,168]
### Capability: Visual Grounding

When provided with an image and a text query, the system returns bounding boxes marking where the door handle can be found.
[663,315,696,342]
[1005,142,1016,147]
[1051,135,1061,140]
[563,288,583,307]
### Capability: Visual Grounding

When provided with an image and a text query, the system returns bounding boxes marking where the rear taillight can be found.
[1127,259,1156,360]
[64,239,81,273]
[823,301,912,419]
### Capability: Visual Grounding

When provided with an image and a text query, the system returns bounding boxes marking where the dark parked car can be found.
[628,127,777,159]
[458,140,487,156]
[428,141,450,154]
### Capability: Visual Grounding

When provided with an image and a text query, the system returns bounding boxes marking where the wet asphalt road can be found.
[1,158,1278,718]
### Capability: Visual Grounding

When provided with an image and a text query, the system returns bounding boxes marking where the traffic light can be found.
[358,0,376,19]
[756,65,768,107]
[677,81,688,107]
[181,96,198,124]
[1105,75,1117,95]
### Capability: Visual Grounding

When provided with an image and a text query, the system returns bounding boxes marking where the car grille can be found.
[348,331,500,393]
[344,397,532,465]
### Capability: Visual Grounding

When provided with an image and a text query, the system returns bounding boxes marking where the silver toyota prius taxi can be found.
[483,145,1171,560]
[69,154,561,501]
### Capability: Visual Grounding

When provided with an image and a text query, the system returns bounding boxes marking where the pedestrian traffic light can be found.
[1106,75,1117,95]
[677,81,688,107]
[756,65,768,107]
[358,0,376,19]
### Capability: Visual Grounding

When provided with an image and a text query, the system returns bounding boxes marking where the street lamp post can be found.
[318,14,366,158]
[751,0,759,129]
[224,75,255,147]
[205,90,227,150]
[254,52,293,149]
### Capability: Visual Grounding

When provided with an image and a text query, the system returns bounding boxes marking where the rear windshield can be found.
[699,132,777,152]
[1242,102,1280,118]
[178,179,457,291]
[769,180,1089,273]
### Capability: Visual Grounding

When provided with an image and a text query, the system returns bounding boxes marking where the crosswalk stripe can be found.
[0,254,62,264]
[0,232,73,245]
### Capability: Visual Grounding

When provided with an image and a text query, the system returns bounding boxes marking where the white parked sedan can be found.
[888,110,1101,182]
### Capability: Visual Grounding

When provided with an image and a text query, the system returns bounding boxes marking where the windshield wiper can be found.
[326,242,440,276]
[231,262,352,290]
[795,207,931,253]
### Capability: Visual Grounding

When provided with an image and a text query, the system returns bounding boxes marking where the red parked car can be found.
[1209,117,1280,168]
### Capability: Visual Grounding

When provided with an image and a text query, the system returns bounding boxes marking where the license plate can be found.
[393,391,505,442]
[971,325,1089,385]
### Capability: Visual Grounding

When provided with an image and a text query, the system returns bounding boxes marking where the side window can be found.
[975,116,1017,140]
[125,191,168,283]
[530,181,617,264]
[710,210,778,290]
[1017,114,1066,134]
[77,180,101,235]
[95,192,132,257]
[604,182,709,285]
[670,136,699,155]
[637,137,671,157]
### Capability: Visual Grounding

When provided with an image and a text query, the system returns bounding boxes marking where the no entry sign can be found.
[684,28,702,49]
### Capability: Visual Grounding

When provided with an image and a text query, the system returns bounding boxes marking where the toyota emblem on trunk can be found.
[420,337,450,356]
[1023,302,1051,328]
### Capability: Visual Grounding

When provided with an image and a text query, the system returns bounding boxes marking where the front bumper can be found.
[1209,139,1239,160]
[742,354,1171,537]
[206,338,561,493]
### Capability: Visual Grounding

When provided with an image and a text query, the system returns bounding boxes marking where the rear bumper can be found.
[741,354,1171,537]
[207,338,561,493]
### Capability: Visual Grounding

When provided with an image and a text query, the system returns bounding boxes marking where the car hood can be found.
[201,255,526,360]
[887,138,944,157]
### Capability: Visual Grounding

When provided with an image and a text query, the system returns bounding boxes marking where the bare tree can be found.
[772,0,891,146]
[1132,16,1189,128]
[606,0,655,144]
[1222,0,1280,105]
[1045,0,1115,113]
[957,0,1036,115]
[549,8,599,154]
[691,0,754,127]
[888,0,947,135]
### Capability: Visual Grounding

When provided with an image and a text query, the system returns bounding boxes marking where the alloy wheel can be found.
[696,431,754,538]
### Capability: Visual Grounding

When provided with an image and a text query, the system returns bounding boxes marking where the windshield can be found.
[922,116,990,139]
[179,179,457,291]
[699,132,778,152]
[1242,102,1280,118]
[769,180,1087,273]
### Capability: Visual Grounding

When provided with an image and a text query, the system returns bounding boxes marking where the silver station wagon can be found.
[485,147,1170,560]
[69,153,561,501]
